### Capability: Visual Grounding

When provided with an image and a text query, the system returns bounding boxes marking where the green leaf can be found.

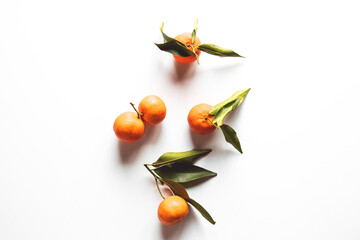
[155,40,195,57]
[220,124,243,153]
[160,22,174,42]
[191,18,198,44]
[157,22,197,58]
[209,88,250,116]
[154,163,217,184]
[198,44,244,57]
[186,198,216,225]
[151,149,212,167]
[211,99,239,127]
[161,179,216,225]
[161,179,189,199]
[209,88,250,126]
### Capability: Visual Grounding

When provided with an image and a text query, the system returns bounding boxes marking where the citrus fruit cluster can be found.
[113,20,250,226]
[113,95,166,143]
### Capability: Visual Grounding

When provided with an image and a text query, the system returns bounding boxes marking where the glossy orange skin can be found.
[158,196,189,226]
[138,95,166,125]
[188,103,216,135]
[113,112,145,143]
[173,32,201,64]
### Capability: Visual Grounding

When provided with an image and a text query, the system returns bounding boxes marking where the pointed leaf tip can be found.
[159,22,175,43]
[154,164,217,184]
[220,124,243,153]
[198,44,244,57]
[209,89,251,126]
[192,18,198,44]
[151,149,212,167]
[186,198,216,225]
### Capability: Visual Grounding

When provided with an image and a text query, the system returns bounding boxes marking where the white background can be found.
[1,0,360,239]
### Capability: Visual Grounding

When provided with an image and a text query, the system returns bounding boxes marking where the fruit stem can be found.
[205,116,219,129]
[155,179,165,199]
[144,164,165,199]
[186,44,200,64]
[130,102,143,119]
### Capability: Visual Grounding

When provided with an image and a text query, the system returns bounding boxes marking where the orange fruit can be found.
[138,95,166,125]
[158,195,189,226]
[173,32,201,64]
[113,112,145,143]
[188,103,216,135]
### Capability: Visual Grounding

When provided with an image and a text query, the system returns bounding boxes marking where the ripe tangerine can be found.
[188,103,216,135]
[138,95,166,125]
[158,195,189,226]
[113,112,145,143]
[173,32,201,64]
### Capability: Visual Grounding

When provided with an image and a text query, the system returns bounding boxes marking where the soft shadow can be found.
[160,207,198,240]
[189,128,217,149]
[189,127,244,156]
[210,148,239,161]
[146,178,173,197]
[117,124,163,165]
[223,95,250,125]
[224,104,242,124]
[171,60,197,84]
[161,187,173,198]
[212,62,242,72]
[198,62,242,74]
[181,176,216,189]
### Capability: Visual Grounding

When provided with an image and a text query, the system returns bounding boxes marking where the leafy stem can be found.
[144,164,165,199]
[144,164,160,180]
[186,44,200,64]
[155,179,165,199]
[130,102,143,119]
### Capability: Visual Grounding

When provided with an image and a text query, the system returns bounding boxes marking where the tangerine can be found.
[158,195,189,226]
[138,95,166,125]
[173,32,201,64]
[188,103,216,135]
[113,112,145,143]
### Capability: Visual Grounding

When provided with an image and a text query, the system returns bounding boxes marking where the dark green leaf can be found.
[155,41,195,57]
[160,22,174,42]
[157,22,197,58]
[154,163,217,184]
[186,198,216,225]
[209,88,250,126]
[198,44,244,57]
[220,124,243,153]
[151,149,212,167]
[161,179,189,199]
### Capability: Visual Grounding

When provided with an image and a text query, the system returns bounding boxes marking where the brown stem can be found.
[130,102,143,119]
[144,164,165,199]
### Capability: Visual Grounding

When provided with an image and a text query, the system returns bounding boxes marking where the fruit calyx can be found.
[205,116,219,129]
